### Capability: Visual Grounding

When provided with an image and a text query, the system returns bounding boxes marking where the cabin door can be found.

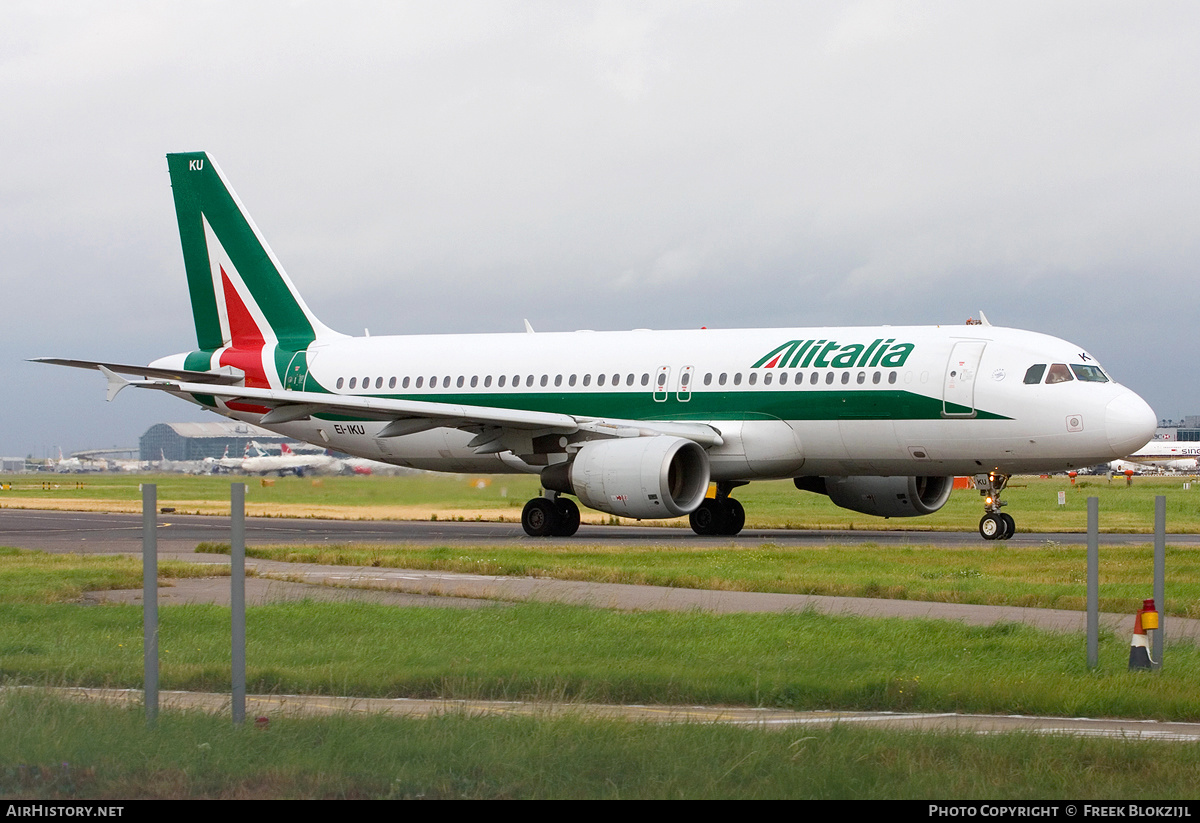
[942,340,986,417]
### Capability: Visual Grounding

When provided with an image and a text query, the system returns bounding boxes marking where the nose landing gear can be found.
[976,472,1014,540]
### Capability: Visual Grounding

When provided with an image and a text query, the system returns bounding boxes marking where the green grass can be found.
[5,548,1200,798]
[202,539,1200,619]
[5,473,1200,532]
[3,558,1200,719]
[0,546,223,604]
[4,690,1200,799]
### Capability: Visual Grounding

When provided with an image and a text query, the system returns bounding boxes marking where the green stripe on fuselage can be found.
[310,389,1009,423]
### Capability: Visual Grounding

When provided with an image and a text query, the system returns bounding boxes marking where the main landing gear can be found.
[976,472,1015,540]
[521,492,581,537]
[689,482,747,536]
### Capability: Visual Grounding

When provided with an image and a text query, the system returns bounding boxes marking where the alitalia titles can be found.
[753,338,915,370]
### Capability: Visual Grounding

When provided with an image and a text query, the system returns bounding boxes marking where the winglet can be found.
[97,365,131,402]
[978,310,992,326]
[524,319,535,334]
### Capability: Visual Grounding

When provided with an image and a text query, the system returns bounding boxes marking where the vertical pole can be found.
[231,483,246,726]
[142,484,158,726]
[1087,496,1099,669]
[1153,495,1166,671]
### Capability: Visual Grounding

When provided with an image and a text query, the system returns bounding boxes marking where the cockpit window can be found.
[1024,364,1046,385]
[1070,364,1109,383]
[1045,363,1074,384]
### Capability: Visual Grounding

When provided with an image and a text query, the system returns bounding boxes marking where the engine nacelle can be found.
[794,475,954,518]
[543,436,710,519]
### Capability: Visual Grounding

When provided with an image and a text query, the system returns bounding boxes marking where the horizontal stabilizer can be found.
[32,358,245,385]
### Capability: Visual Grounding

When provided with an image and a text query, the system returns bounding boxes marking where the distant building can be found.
[139,421,290,462]
[1,458,27,473]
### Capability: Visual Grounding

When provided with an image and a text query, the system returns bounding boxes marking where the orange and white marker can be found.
[1128,598,1159,671]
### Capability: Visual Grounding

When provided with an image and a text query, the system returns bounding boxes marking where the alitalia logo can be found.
[753,338,915,369]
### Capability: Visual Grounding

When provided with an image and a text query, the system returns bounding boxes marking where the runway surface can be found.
[3,506,1196,554]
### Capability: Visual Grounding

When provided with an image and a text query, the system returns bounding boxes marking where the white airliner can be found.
[37,152,1157,540]
[240,441,340,476]
[1110,441,1200,474]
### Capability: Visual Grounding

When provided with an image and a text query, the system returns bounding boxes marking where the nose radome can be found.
[1105,391,1157,457]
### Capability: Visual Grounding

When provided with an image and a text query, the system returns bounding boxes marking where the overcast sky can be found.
[4,1,1197,459]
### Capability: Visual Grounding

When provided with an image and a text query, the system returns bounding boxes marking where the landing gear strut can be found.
[521,492,580,538]
[689,482,747,536]
[975,472,1015,540]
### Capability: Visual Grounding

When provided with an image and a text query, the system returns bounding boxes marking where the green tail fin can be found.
[166,152,338,352]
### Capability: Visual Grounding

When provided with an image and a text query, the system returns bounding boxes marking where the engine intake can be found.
[543,436,710,519]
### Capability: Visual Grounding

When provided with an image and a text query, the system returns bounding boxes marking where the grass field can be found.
[4,549,1200,798]
[5,690,1200,800]
[4,474,1200,798]
[3,472,1199,531]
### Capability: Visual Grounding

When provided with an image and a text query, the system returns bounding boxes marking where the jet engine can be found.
[542,436,710,519]
[794,475,954,518]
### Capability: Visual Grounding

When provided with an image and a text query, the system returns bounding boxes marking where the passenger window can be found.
[779,372,788,385]
[349,377,357,389]
[498,375,506,388]
[825,372,834,385]
[457,376,465,388]
[733,373,742,386]
[389,377,396,389]
[747,373,757,385]
[336,377,344,389]
[626,374,635,386]
[484,375,491,387]
[470,376,478,388]
[582,374,590,387]
[415,376,423,388]
[554,375,562,387]
[1024,364,1047,385]
[598,373,606,386]
[857,372,865,384]
[640,373,649,386]
[526,375,535,388]
[872,372,880,384]
[375,377,383,389]
[402,377,410,389]
[1045,364,1074,384]
[841,372,850,385]
[718,373,727,386]
[810,372,819,385]
[763,373,772,386]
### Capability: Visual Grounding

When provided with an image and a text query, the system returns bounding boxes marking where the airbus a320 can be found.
[37,152,1157,540]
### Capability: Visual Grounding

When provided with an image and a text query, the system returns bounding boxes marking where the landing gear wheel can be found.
[522,498,561,537]
[723,498,746,536]
[999,513,1016,540]
[979,513,1010,541]
[553,498,581,537]
[689,499,728,536]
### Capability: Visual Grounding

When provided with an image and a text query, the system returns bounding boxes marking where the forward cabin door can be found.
[943,340,986,417]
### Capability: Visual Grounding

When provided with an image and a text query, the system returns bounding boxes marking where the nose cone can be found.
[1105,391,1157,457]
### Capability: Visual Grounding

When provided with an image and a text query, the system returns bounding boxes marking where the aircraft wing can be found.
[95,371,724,449]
